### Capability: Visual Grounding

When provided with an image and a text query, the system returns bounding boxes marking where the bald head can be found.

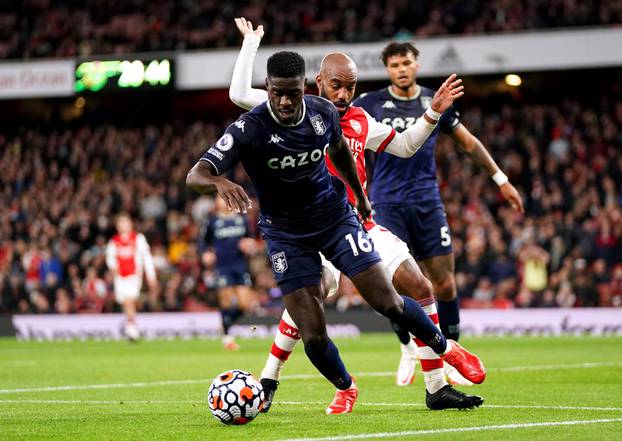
[316,53,358,114]
[320,52,358,79]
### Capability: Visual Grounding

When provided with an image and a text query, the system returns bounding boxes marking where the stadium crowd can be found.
[1,0,621,59]
[1,84,621,314]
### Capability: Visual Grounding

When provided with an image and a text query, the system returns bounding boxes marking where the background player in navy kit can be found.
[200,196,258,350]
[187,50,486,414]
[354,42,524,384]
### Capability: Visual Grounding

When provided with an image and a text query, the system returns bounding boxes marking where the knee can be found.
[302,332,330,351]
[405,274,433,299]
[372,295,404,321]
[432,274,456,301]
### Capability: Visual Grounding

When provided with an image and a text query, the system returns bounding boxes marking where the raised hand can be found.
[430,73,464,114]
[500,182,525,214]
[234,17,264,39]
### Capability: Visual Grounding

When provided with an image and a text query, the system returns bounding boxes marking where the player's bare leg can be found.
[422,253,472,385]
[349,262,486,385]
[392,259,431,386]
[283,285,358,415]
[260,269,339,413]
[122,298,140,341]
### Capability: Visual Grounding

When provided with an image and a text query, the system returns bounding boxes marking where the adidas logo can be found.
[382,100,396,109]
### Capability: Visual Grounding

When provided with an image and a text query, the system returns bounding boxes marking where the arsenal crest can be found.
[310,115,326,135]
[271,251,288,273]
[349,119,362,135]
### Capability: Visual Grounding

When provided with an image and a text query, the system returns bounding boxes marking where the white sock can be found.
[260,309,301,381]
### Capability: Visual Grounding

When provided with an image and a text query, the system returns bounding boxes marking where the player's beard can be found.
[320,89,349,116]
[394,78,415,91]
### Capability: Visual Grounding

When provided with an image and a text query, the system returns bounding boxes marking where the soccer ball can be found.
[207,370,265,425]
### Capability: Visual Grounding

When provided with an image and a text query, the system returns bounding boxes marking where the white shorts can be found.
[113,275,142,303]
[321,223,413,298]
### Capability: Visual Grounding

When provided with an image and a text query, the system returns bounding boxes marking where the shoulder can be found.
[305,95,341,127]
[224,107,268,144]
[353,88,386,106]
[305,95,337,115]
[344,105,370,126]
[418,85,436,97]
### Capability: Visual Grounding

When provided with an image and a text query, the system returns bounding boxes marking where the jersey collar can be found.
[267,98,306,127]
[387,85,421,101]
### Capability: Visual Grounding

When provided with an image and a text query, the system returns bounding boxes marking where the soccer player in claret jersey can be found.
[187,49,486,414]
[226,18,484,412]
[353,43,524,385]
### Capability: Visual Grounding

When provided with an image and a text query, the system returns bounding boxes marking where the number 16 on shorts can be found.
[345,231,374,256]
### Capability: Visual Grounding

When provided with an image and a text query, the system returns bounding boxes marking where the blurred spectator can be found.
[1,81,622,313]
[0,1,620,59]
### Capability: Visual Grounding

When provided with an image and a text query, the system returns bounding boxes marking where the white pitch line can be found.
[279,402,622,412]
[0,379,212,394]
[0,399,199,405]
[276,418,622,441]
[2,400,622,414]
[494,361,622,372]
[1,361,620,395]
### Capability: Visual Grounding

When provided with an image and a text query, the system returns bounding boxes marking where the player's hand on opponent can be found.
[234,17,264,39]
[500,182,525,214]
[431,74,464,114]
[356,195,373,222]
[215,179,252,214]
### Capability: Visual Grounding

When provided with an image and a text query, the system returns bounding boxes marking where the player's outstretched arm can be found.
[186,161,252,214]
[378,74,464,158]
[451,124,524,213]
[229,17,269,110]
[328,136,372,219]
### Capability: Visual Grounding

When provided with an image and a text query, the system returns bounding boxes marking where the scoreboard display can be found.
[75,58,173,93]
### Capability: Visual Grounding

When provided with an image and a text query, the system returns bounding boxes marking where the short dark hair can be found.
[267,51,306,78]
[381,42,420,66]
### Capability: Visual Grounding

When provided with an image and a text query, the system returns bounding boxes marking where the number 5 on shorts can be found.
[345,232,373,256]
[440,226,451,247]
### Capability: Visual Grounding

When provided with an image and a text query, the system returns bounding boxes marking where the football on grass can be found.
[208,370,265,425]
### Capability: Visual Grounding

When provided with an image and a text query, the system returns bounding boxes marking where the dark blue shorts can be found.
[216,268,252,288]
[372,201,452,261]
[260,207,382,295]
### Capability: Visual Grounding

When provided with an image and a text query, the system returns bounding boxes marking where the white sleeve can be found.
[137,234,156,281]
[364,110,396,153]
[372,111,439,158]
[229,34,269,110]
[105,241,117,271]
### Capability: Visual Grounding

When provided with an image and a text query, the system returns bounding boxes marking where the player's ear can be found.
[303,77,308,90]
[315,74,321,90]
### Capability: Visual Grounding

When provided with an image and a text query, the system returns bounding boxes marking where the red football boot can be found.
[440,340,486,384]
[326,379,358,414]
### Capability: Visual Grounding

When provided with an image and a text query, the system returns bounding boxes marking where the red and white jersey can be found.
[106,232,156,280]
[325,105,396,228]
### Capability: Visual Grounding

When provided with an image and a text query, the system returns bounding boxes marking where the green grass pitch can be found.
[1,335,622,440]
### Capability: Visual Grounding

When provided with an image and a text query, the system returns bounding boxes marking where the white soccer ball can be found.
[207,370,265,425]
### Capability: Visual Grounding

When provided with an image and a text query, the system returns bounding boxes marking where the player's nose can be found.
[279,95,292,107]
[337,88,350,101]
